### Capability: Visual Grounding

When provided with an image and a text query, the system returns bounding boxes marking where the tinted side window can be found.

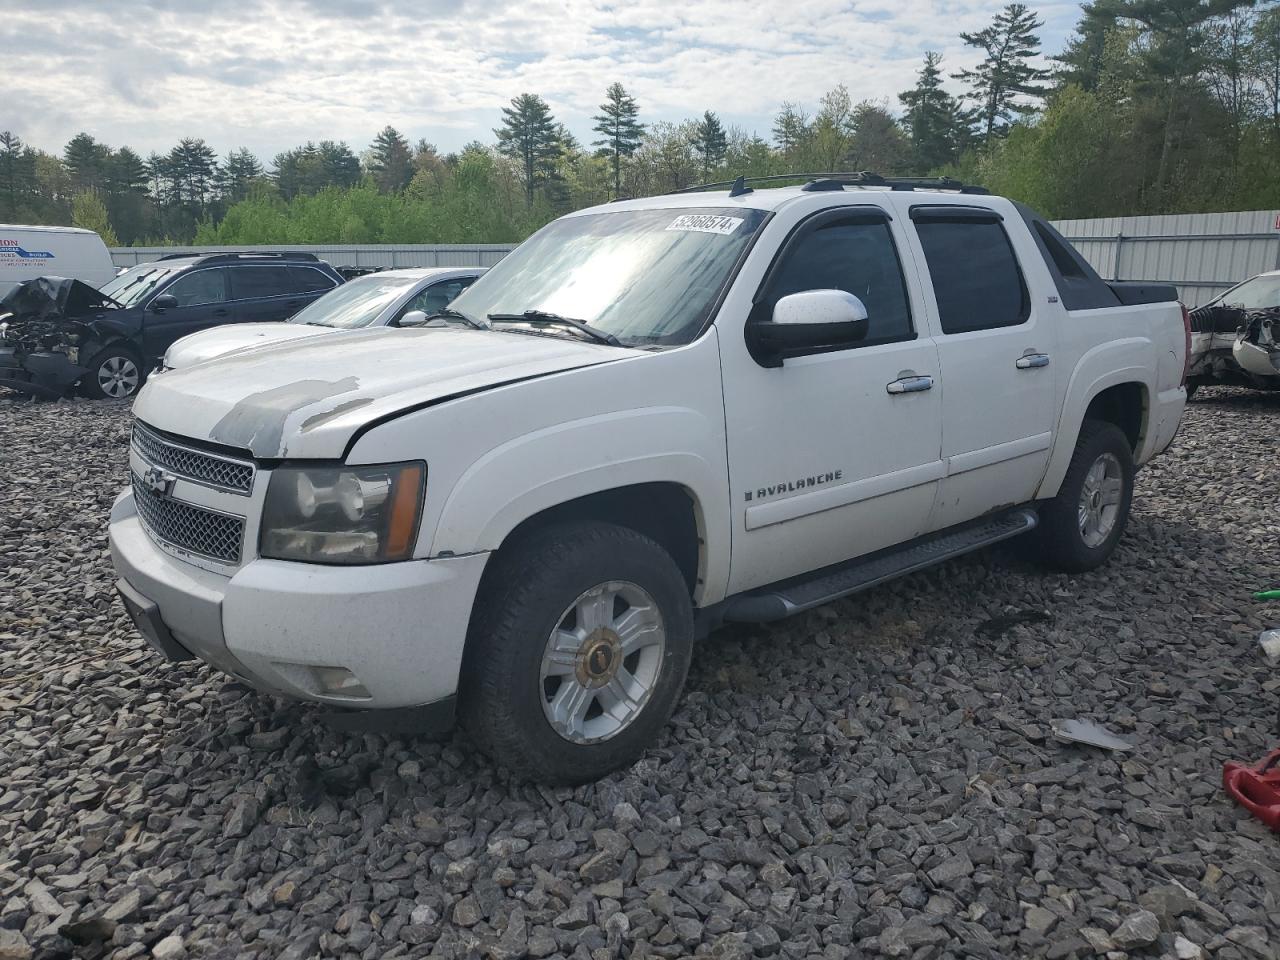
[230,266,295,300]
[164,268,227,307]
[915,220,1028,334]
[764,218,913,346]
[289,266,337,293]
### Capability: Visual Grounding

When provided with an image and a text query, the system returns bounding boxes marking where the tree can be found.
[368,126,413,193]
[845,102,912,174]
[64,133,108,192]
[1087,0,1260,201]
[592,83,644,198]
[71,191,118,246]
[808,86,856,169]
[899,53,971,172]
[1250,5,1280,134]
[273,141,361,199]
[167,138,219,208]
[954,3,1052,144]
[496,93,561,205]
[102,146,151,244]
[771,102,810,164]
[0,132,35,219]
[692,111,728,181]
[217,148,265,204]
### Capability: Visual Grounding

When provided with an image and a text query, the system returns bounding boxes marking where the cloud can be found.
[0,0,1079,163]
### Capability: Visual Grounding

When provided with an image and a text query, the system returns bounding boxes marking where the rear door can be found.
[907,205,1058,531]
[229,265,312,322]
[142,267,230,358]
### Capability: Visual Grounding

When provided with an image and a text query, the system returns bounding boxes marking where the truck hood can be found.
[165,322,335,369]
[134,327,630,459]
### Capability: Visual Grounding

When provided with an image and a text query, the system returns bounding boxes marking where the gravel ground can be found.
[2,389,1279,960]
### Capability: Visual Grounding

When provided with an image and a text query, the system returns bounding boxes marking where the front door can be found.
[141,267,230,359]
[721,205,945,594]
[906,206,1059,531]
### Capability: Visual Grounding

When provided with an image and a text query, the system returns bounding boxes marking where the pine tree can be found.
[899,53,971,172]
[1088,0,1260,199]
[368,126,413,193]
[954,3,1052,143]
[0,132,34,219]
[217,148,265,203]
[64,132,108,192]
[496,93,561,205]
[592,83,644,198]
[771,103,810,163]
[692,111,728,181]
[167,138,219,208]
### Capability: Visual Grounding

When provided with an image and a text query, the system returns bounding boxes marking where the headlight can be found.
[260,462,425,564]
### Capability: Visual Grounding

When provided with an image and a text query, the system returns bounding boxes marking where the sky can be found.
[0,0,1082,164]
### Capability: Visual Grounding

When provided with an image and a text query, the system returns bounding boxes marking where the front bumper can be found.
[109,488,490,710]
[0,346,87,398]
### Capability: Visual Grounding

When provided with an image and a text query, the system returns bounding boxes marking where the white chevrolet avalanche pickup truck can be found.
[109,175,1189,783]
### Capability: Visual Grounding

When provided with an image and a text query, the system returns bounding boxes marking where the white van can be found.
[0,224,116,292]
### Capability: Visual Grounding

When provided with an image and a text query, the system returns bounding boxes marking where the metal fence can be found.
[109,243,517,270]
[1051,210,1280,307]
[110,210,1280,308]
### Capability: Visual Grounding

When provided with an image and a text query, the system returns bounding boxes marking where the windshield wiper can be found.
[410,307,488,330]
[487,310,621,347]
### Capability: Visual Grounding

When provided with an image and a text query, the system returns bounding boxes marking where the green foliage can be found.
[955,3,1052,143]
[692,111,728,181]
[495,93,561,205]
[368,126,414,193]
[71,190,118,246]
[900,53,972,172]
[592,83,644,197]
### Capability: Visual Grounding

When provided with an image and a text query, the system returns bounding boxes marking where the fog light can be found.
[312,666,371,699]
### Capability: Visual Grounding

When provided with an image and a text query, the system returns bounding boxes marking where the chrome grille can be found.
[131,471,245,564]
[132,422,254,495]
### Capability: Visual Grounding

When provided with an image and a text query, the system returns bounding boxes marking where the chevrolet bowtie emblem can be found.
[142,466,176,498]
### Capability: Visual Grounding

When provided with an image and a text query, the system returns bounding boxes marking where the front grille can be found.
[131,471,245,564]
[132,422,254,495]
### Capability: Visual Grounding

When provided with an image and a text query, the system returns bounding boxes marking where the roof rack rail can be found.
[154,251,321,263]
[672,172,989,196]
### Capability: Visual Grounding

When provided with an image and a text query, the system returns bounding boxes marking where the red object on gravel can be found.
[1223,748,1280,831]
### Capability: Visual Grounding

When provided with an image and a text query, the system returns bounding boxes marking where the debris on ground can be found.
[1051,717,1136,752]
[1222,748,1280,832]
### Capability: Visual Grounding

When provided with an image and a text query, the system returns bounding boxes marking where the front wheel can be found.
[460,522,694,784]
[81,344,146,399]
[1033,420,1134,573]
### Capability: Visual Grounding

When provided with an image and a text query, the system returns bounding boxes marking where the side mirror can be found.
[397,310,429,327]
[746,289,869,365]
[150,294,178,311]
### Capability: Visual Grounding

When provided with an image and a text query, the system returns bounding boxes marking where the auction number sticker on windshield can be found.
[666,214,744,236]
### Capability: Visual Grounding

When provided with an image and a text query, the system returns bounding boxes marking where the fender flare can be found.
[430,406,730,604]
[1037,345,1153,499]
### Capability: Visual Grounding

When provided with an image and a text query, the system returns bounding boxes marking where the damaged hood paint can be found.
[133,327,629,459]
[164,322,338,369]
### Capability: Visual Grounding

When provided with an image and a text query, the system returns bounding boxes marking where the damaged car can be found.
[0,277,132,399]
[0,252,343,399]
[1187,269,1280,394]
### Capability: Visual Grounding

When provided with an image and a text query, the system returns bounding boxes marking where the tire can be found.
[81,344,146,399]
[1033,420,1134,573]
[1185,382,1200,399]
[459,522,694,784]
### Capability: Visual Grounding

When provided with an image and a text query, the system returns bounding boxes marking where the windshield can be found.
[448,206,768,345]
[287,274,419,329]
[100,264,183,307]
[1219,274,1280,312]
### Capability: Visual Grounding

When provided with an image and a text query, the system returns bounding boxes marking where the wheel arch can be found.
[1037,360,1152,499]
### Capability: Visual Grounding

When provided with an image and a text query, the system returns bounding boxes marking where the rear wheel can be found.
[1033,420,1134,573]
[82,344,145,399]
[460,522,694,784]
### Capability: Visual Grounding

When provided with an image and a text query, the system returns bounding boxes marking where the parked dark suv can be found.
[62,252,343,398]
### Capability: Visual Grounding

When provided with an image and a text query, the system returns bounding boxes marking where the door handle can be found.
[886,375,934,395]
[1016,353,1050,369]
